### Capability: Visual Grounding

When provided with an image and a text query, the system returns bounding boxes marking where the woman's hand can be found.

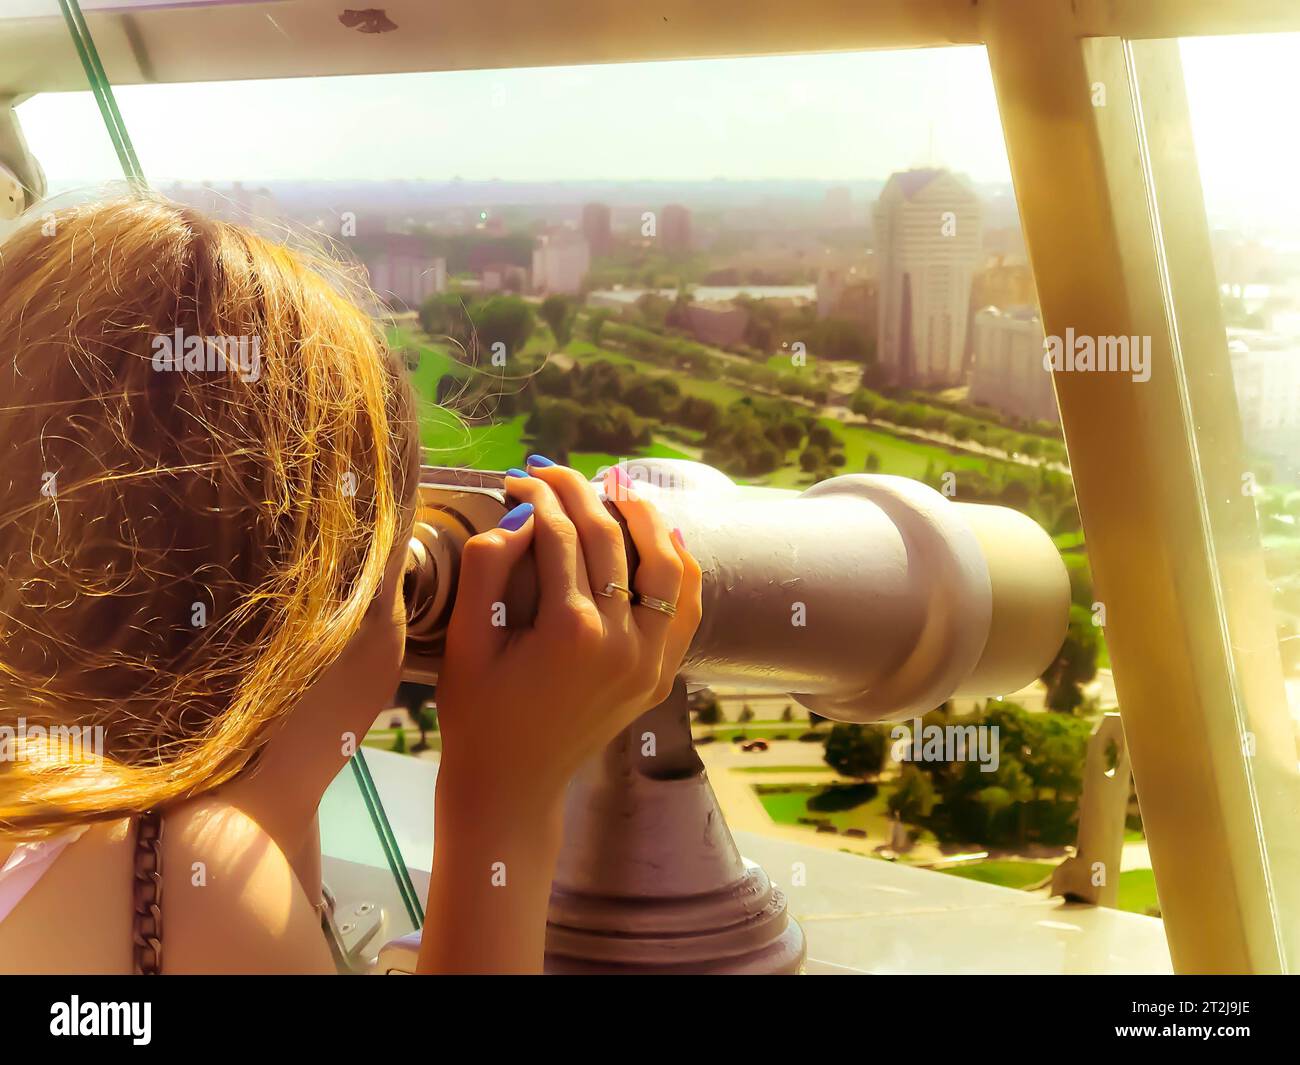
[433,456,702,806]
[419,457,701,974]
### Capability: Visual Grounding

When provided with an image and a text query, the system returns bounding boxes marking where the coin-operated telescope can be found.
[403,459,1067,716]
[386,459,1069,974]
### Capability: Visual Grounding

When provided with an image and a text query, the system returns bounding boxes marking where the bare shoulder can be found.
[160,799,334,975]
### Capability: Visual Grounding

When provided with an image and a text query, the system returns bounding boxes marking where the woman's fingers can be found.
[654,527,703,701]
[444,504,535,663]
[502,469,592,617]
[603,466,683,639]
[526,460,629,616]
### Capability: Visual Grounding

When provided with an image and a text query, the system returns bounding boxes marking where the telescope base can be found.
[544,680,806,975]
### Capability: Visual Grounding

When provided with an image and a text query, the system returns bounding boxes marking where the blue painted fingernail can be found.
[506,467,529,478]
[498,502,534,531]
[527,454,556,468]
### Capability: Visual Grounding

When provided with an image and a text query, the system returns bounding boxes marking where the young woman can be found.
[0,197,701,974]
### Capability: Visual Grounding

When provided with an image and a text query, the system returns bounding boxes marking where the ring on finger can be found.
[597,581,633,601]
[633,592,677,618]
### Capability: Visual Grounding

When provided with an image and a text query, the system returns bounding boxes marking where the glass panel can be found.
[16,24,1153,967]
[1178,31,1300,961]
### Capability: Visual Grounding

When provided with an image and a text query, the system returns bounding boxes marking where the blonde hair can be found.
[0,197,419,837]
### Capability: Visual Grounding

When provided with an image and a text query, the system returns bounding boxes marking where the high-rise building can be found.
[660,204,692,254]
[969,306,1059,426]
[1227,328,1300,478]
[873,168,983,388]
[532,228,591,295]
[358,233,446,309]
[581,202,613,256]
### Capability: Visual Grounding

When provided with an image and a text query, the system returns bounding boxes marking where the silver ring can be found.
[597,581,633,601]
[633,592,677,618]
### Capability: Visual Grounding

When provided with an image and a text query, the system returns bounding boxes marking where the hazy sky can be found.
[15,35,1300,229]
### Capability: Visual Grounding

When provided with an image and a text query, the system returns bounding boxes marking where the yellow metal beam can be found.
[984,0,1295,973]
[2,0,1298,96]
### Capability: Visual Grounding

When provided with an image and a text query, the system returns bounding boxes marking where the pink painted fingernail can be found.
[672,527,686,547]
[610,465,631,488]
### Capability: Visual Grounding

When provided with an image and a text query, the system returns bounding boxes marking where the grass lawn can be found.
[734,764,837,774]
[696,725,826,743]
[1117,868,1160,916]
[1053,530,1087,551]
[362,729,442,754]
[765,351,815,373]
[754,780,897,837]
[937,859,1161,917]
[940,859,1055,890]
[420,410,528,469]
[392,327,696,476]
[763,418,1007,489]
[395,323,1034,492]
[419,410,693,480]
[567,344,750,405]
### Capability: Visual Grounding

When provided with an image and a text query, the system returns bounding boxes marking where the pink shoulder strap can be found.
[0,827,89,925]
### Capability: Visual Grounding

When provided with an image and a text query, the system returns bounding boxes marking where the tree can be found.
[586,309,612,346]
[418,293,475,349]
[392,682,434,749]
[888,765,937,823]
[781,705,794,723]
[865,451,881,472]
[823,723,887,779]
[472,295,535,361]
[1042,603,1101,713]
[691,689,723,725]
[738,705,755,723]
[414,706,438,753]
[799,444,827,473]
[540,294,575,349]
[391,728,408,755]
[525,398,582,464]
[807,423,836,450]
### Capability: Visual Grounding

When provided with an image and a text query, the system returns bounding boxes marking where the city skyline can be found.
[14,36,1300,235]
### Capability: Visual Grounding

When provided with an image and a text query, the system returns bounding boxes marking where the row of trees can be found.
[527,358,728,461]
[850,388,1069,466]
[822,701,1094,848]
[701,396,823,477]
[418,293,535,361]
[918,459,1081,537]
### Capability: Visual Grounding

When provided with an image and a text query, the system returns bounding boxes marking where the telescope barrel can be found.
[402,459,1070,723]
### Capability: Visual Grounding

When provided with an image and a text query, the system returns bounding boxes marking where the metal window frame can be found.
[6,0,1300,97]
[982,0,1300,972]
[18,0,1300,974]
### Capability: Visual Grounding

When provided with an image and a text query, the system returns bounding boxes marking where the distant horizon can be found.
[16,35,1300,235]
[47,174,1013,189]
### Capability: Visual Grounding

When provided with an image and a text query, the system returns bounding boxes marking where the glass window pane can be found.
[11,24,1159,970]
[1178,31,1300,961]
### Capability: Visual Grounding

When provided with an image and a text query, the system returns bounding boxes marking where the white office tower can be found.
[361,234,446,308]
[532,228,591,295]
[874,169,983,388]
[969,306,1060,425]
[1227,328,1300,478]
